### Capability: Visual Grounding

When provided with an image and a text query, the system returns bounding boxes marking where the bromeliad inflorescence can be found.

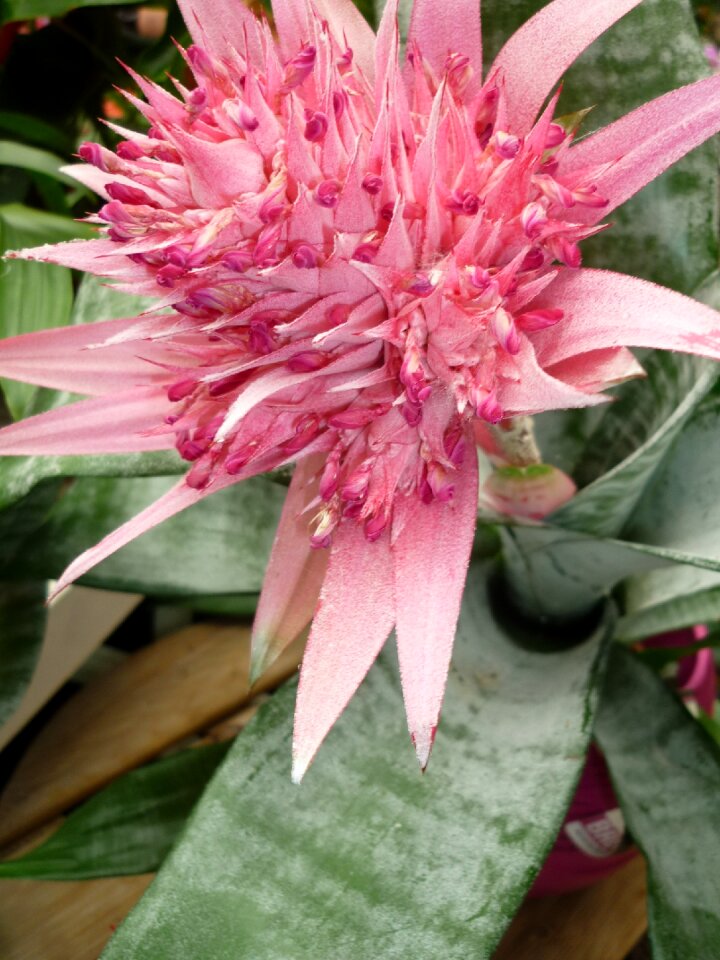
[2,0,720,780]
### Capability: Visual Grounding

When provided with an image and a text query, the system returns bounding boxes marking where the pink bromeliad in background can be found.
[1,0,720,780]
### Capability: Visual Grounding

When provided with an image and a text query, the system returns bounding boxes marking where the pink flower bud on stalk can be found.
[5,0,720,780]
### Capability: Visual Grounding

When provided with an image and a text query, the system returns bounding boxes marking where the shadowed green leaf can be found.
[0,0,145,25]
[100,562,611,960]
[5,475,286,596]
[0,580,46,729]
[596,647,720,960]
[0,741,231,880]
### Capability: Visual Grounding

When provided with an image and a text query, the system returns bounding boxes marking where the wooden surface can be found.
[0,623,305,847]
[494,856,648,959]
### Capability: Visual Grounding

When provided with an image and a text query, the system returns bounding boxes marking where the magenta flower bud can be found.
[156,263,186,287]
[248,321,274,354]
[282,414,320,453]
[521,201,548,239]
[253,224,282,267]
[332,90,348,118]
[364,511,389,542]
[167,377,197,402]
[153,144,179,163]
[361,173,383,195]
[221,249,253,272]
[225,447,252,475]
[516,308,564,331]
[258,193,286,224]
[545,122,566,148]
[178,438,208,461]
[164,245,188,268]
[536,174,575,207]
[106,182,155,206]
[99,200,133,224]
[405,273,436,297]
[572,185,609,209]
[281,44,316,91]
[310,506,338,549]
[494,131,521,159]
[314,179,341,208]
[340,462,371,502]
[445,52,473,96]
[186,456,213,490]
[187,44,214,77]
[78,141,106,170]
[292,243,319,269]
[547,235,582,268]
[352,242,379,263]
[401,401,422,426]
[477,390,503,423]
[304,110,328,142]
[336,47,353,73]
[319,451,341,500]
[521,247,545,271]
[491,307,521,355]
[287,350,326,372]
[226,100,259,132]
[115,140,145,161]
[208,371,247,397]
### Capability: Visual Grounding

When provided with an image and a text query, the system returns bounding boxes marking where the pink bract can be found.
[3,0,720,780]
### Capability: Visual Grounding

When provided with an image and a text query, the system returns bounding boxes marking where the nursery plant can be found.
[1,0,720,957]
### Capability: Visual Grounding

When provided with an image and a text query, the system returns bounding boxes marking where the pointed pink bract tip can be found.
[411,725,437,773]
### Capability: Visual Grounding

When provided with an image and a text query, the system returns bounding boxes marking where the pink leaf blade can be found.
[0,387,175,455]
[491,0,642,132]
[0,318,186,395]
[531,269,720,367]
[560,72,720,223]
[408,0,482,96]
[292,523,395,783]
[392,443,478,770]
[250,455,329,684]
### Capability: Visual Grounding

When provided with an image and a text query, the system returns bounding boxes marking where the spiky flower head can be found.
[4,0,720,779]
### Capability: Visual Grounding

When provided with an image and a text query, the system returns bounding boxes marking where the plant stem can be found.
[489,415,541,466]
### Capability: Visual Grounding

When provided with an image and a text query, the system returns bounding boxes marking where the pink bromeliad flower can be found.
[3,0,720,780]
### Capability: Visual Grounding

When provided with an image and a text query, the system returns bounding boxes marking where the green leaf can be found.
[0,580,46,728]
[7,475,286,596]
[0,741,231,880]
[0,112,71,155]
[0,141,81,188]
[101,562,611,960]
[550,352,717,538]
[0,0,145,25]
[595,647,720,960]
[482,0,718,291]
[622,388,720,572]
[0,204,89,419]
[618,566,720,641]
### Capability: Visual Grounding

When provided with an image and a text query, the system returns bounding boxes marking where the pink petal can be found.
[177,0,263,65]
[0,318,184,395]
[497,339,608,415]
[530,269,720,367]
[166,127,265,207]
[9,239,139,278]
[491,0,642,132]
[546,346,644,392]
[560,72,720,222]
[292,523,395,783]
[391,441,478,770]
[50,471,243,598]
[408,0,482,96]
[250,455,329,683]
[272,0,375,82]
[0,387,174,455]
